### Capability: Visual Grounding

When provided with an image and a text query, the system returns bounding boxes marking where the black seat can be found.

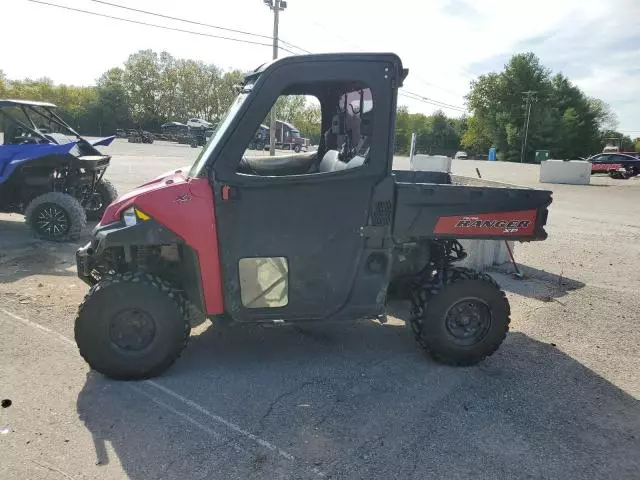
[238,151,317,176]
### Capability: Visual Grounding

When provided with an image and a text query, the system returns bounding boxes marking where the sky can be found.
[2,0,639,135]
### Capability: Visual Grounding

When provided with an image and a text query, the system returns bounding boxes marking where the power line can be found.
[28,0,297,54]
[278,39,312,55]
[35,0,465,111]
[402,91,466,111]
[399,90,466,112]
[399,91,463,111]
[88,0,311,54]
[89,0,272,39]
[291,16,468,100]
[411,74,466,99]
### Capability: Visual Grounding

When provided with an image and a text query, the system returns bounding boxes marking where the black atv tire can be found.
[414,273,510,366]
[608,170,628,180]
[25,192,87,241]
[84,179,118,221]
[75,272,191,380]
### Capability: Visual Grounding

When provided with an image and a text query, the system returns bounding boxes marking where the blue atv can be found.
[0,99,117,241]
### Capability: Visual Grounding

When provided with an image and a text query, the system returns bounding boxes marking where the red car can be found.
[587,153,640,179]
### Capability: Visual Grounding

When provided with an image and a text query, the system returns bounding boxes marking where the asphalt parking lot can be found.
[1,140,639,479]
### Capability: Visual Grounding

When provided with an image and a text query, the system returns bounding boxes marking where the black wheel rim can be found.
[34,203,70,237]
[109,309,156,351]
[444,297,492,345]
[79,187,104,213]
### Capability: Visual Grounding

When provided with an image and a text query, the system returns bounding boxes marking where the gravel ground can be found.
[1,140,639,479]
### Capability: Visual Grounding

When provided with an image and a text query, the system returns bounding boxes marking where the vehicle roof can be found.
[246,53,406,85]
[0,99,57,108]
[590,153,640,160]
[278,120,296,130]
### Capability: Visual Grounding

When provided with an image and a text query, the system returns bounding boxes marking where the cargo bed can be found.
[392,170,552,242]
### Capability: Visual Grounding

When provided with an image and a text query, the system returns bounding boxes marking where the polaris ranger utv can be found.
[0,99,117,240]
[75,53,552,379]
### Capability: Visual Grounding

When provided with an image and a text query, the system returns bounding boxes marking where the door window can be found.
[235,81,374,177]
[239,257,289,308]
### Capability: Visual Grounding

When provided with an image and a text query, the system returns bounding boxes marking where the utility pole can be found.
[520,90,536,163]
[264,0,287,156]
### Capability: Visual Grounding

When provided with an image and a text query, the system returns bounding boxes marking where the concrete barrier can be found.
[410,154,451,173]
[458,239,515,271]
[539,159,590,185]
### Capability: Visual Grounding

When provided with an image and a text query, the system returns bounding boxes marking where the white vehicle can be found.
[186,118,213,129]
[454,151,468,160]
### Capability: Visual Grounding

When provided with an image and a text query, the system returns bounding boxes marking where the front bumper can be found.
[76,241,95,285]
[75,218,184,286]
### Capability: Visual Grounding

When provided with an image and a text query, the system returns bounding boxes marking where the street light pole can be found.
[520,90,536,163]
[264,0,286,156]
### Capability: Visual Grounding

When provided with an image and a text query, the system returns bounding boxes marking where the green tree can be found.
[122,50,164,130]
[466,53,553,162]
[466,52,611,162]
[88,67,132,135]
[0,70,7,97]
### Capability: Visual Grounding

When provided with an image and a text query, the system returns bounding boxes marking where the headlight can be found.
[121,207,150,226]
[122,207,137,226]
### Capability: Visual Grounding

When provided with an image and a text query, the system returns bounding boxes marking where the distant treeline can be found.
[2,50,637,160]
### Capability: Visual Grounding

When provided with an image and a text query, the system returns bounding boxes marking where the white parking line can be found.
[1,308,75,347]
[0,307,326,477]
[146,380,296,461]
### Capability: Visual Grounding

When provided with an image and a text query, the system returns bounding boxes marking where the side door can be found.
[210,60,397,323]
[590,154,608,173]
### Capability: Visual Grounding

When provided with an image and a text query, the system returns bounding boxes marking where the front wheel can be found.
[82,179,118,221]
[75,272,191,380]
[25,192,87,241]
[411,272,510,366]
[293,144,301,153]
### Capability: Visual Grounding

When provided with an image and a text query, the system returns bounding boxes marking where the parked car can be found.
[586,153,640,179]
[454,151,468,160]
[186,118,213,129]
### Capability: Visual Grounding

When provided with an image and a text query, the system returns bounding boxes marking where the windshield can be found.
[189,92,250,177]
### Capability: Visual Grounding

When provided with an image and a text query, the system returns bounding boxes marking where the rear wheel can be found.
[81,179,118,221]
[75,272,191,380]
[411,270,510,366]
[609,170,628,179]
[25,192,86,241]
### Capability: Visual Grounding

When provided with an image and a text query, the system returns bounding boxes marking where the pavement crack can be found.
[258,379,331,433]
[30,459,75,479]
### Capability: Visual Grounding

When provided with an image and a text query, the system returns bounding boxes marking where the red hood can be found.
[100,169,189,225]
